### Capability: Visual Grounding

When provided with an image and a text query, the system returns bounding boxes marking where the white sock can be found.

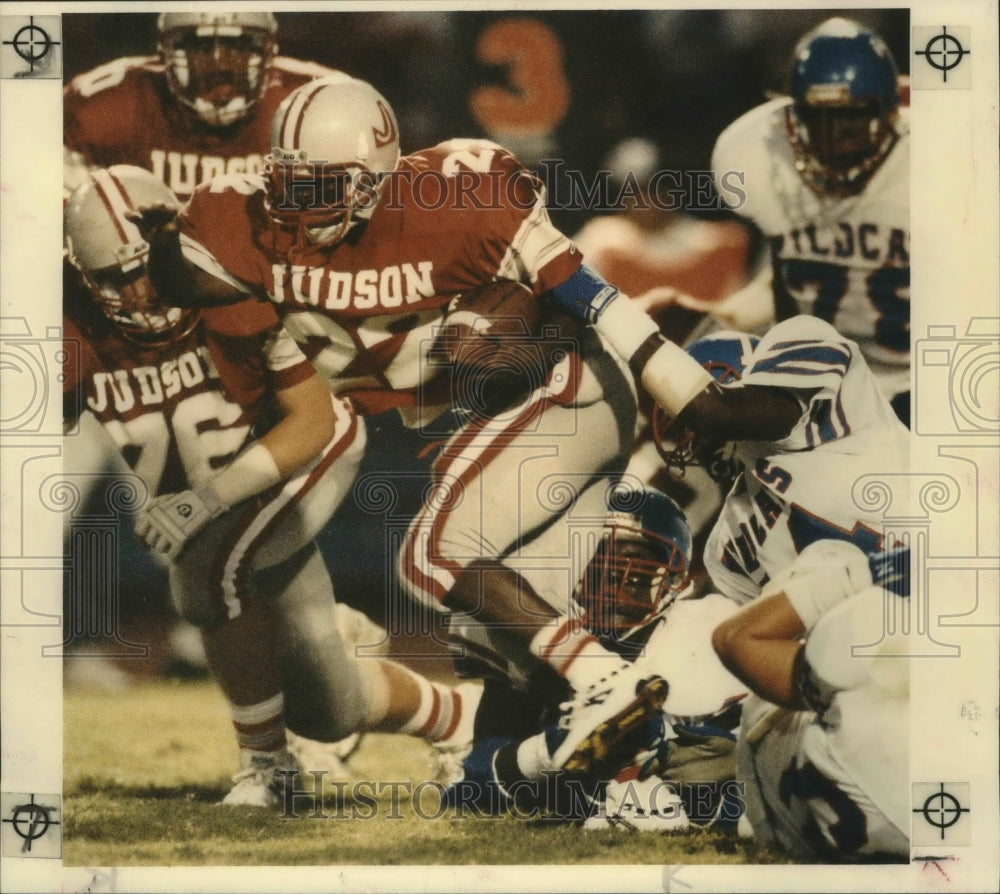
[529,617,624,691]
[229,692,286,761]
[396,675,463,742]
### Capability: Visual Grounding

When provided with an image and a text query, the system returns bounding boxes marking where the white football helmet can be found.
[265,76,401,248]
[158,12,278,127]
[65,165,198,344]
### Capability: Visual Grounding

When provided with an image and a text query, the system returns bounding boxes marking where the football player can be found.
[62,8,355,702]
[64,12,341,199]
[651,319,909,606]
[710,18,910,424]
[712,539,911,860]
[64,166,482,806]
[131,75,670,779]
[442,486,748,828]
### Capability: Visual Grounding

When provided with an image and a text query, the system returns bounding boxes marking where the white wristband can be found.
[640,339,715,418]
[203,443,283,509]
[591,293,713,417]
[592,294,661,359]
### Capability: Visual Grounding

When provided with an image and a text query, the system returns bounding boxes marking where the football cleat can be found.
[548,666,670,776]
[220,749,299,807]
[285,730,355,782]
[583,775,690,833]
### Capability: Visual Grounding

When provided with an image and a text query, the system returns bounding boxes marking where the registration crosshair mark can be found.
[915,26,971,83]
[913,783,970,840]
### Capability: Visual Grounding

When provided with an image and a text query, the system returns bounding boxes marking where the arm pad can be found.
[550,265,713,417]
[549,264,621,323]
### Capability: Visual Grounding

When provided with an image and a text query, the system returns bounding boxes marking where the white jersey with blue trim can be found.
[704,316,910,604]
[712,98,910,401]
[738,584,910,860]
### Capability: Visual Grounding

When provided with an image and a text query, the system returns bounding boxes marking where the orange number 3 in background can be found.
[470,18,571,137]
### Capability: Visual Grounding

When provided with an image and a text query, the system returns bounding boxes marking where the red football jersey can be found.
[180,139,583,414]
[64,294,314,496]
[64,55,340,200]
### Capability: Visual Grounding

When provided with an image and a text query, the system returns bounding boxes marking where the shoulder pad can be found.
[67,55,161,99]
[270,56,344,82]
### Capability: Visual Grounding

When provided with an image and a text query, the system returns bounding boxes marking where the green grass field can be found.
[64,678,792,867]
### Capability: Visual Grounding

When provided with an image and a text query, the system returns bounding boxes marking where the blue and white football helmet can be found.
[786,17,900,195]
[653,332,760,483]
[577,485,693,646]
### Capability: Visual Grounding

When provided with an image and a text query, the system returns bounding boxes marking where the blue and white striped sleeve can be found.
[742,317,859,447]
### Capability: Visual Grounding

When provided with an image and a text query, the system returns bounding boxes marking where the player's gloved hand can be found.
[125,203,180,249]
[135,488,226,560]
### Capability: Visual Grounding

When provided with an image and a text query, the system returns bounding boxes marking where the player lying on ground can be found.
[712,539,911,861]
[129,75,671,781]
[64,165,481,807]
[440,486,748,829]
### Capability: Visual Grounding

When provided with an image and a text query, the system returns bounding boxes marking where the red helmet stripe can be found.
[90,171,131,246]
[279,79,328,149]
[106,170,136,211]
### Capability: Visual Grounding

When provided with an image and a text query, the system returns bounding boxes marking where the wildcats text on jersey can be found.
[718,462,788,579]
[771,223,909,265]
[717,456,888,583]
[269,261,437,311]
[86,346,221,415]
[150,151,266,197]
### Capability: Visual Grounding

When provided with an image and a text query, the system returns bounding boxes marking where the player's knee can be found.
[396,536,464,608]
[170,590,227,628]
